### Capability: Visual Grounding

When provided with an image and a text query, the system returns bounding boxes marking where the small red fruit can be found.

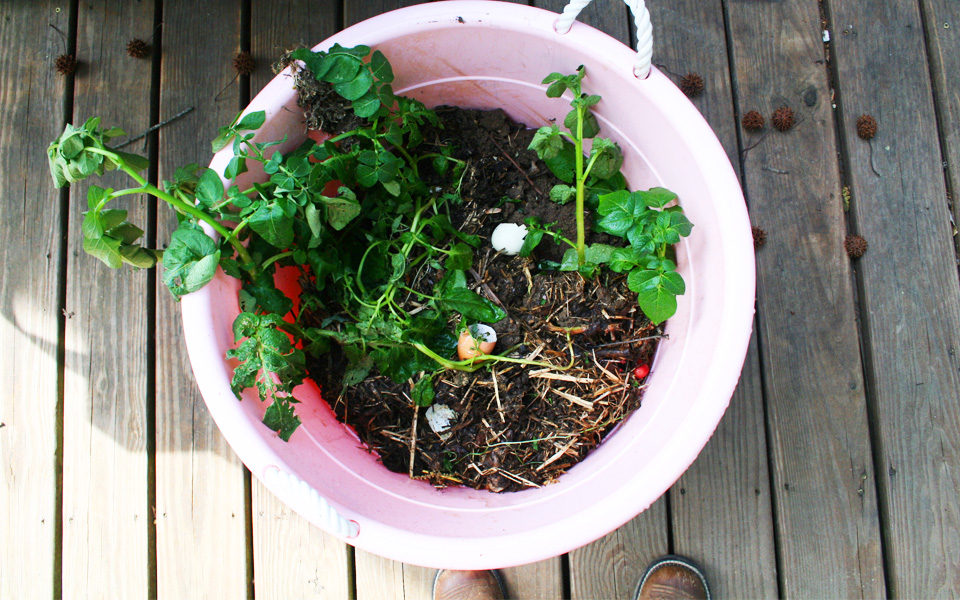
[633,364,650,379]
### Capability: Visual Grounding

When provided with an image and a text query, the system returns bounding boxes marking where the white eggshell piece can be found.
[491,223,528,256]
[425,404,458,435]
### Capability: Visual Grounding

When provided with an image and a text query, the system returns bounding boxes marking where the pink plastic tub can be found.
[182,0,754,569]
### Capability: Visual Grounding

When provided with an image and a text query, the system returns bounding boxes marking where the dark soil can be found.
[303,96,663,492]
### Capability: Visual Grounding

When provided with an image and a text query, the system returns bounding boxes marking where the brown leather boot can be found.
[432,569,506,600]
[635,555,711,600]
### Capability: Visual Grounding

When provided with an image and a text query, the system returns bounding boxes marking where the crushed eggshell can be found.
[425,403,458,436]
[491,222,528,255]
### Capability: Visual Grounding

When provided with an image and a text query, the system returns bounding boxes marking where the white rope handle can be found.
[555,0,653,79]
[263,466,360,538]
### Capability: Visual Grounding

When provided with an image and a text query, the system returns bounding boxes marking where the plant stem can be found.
[575,104,587,266]
[90,146,256,271]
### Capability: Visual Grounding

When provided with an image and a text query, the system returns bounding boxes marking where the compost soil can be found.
[302,92,663,492]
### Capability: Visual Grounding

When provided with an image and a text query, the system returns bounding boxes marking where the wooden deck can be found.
[3,0,960,597]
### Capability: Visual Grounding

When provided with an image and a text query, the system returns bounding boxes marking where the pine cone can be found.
[680,72,704,97]
[752,226,767,249]
[126,38,150,59]
[233,51,255,76]
[772,106,795,131]
[856,114,877,140]
[742,111,765,132]
[54,54,77,75]
[844,234,868,258]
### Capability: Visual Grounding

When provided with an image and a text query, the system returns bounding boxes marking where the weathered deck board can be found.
[154,2,249,598]
[60,2,154,597]
[826,0,960,595]
[647,1,779,597]
[0,3,71,598]
[248,3,354,598]
[918,0,960,249]
[724,0,886,596]
[569,502,669,600]
[6,0,960,596]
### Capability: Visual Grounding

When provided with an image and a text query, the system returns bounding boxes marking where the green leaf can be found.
[321,54,363,84]
[262,400,301,442]
[389,253,407,283]
[587,138,623,180]
[412,375,435,408]
[324,188,361,230]
[638,187,679,208]
[118,244,160,268]
[519,226,544,257]
[242,274,294,315]
[608,246,644,273]
[248,203,294,248]
[236,111,266,131]
[596,191,636,237]
[195,168,224,209]
[114,151,150,173]
[108,222,146,245]
[632,270,679,326]
[439,288,506,322]
[305,202,323,246]
[543,141,577,183]
[559,248,580,271]
[83,234,124,269]
[545,80,568,98]
[342,353,374,388]
[528,125,563,160]
[161,227,221,298]
[584,243,617,264]
[549,184,576,205]
[333,68,374,101]
[444,242,473,271]
[352,90,381,118]
[224,155,247,179]
[369,50,394,83]
[86,185,109,210]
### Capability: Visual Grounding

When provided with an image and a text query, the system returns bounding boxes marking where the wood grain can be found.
[826,0,960,595]
[60,2,153,597]
[646,1,778,597]
[154,2,248,598]
[0,2,71,598]
[248,3,353,598]
[724,0,885,596]
[569,499,668,600]
[917,0,960,252]
[355,549,434,600]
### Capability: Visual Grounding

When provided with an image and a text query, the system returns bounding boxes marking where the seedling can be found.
[526,67,693,325]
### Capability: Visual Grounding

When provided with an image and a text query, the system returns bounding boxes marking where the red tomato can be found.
[633,364,650,379]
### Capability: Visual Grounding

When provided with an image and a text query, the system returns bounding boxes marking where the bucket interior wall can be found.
[187,1,753,568]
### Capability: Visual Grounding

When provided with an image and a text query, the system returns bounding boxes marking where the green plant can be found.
[47,45,571,442]
[525,67,693,325]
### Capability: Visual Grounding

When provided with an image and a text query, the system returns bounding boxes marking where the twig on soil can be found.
[552,388,594,410]
[529,370,598,384]
[495,468,540,488]
[492,367,505,422]
[409,402,419,478]
[590,335,664,348]
[115,107,195,149]
[469,268,507,310]
[486,133,545,198]
[537,438,578,472]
